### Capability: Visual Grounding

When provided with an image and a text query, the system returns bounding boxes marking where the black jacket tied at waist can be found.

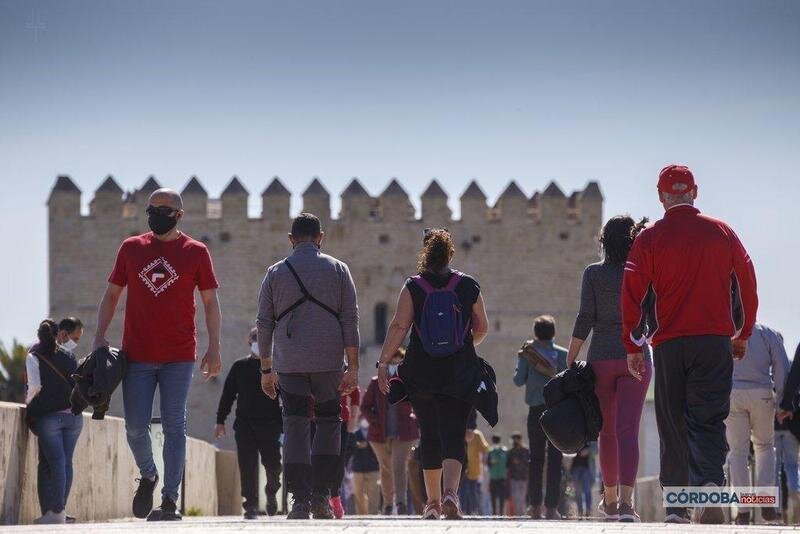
[539,361,602,454]
[70,346,126,420]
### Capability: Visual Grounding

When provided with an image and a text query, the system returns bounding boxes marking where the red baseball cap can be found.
[658,164,696,194]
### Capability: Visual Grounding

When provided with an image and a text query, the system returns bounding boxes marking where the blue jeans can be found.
[123,361,194,502]
[776,429,800,502]
[571,465,593,516]
[36,412,83,513]
[459,478,480,515]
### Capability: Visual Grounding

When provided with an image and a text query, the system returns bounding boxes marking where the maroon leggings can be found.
[592,358,652,487]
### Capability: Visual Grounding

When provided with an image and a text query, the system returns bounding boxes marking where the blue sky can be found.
[1,0,798,354]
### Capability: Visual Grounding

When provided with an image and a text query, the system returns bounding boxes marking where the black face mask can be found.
[148,212,178,235]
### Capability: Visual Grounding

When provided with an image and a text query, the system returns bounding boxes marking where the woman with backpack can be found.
[26,317,84,524]
[567,215,648,522]
[376,228,489,520]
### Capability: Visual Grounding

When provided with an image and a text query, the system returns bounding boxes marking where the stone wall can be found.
[0,402,219,525]
[47,175,603,447]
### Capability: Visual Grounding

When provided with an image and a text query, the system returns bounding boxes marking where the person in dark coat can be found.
[375,228,490,520]
[215,328,283,519]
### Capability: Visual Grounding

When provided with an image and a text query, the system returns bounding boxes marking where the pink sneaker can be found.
[330,496,344,519]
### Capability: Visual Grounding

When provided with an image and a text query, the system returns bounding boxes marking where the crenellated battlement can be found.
[48,175,603,225]
[47,173,604,447]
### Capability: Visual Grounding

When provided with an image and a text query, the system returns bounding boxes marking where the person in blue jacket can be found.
[513,315,567,519]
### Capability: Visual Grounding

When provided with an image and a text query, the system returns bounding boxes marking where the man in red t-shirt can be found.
[92,188,222,522]
[622,165,758,525]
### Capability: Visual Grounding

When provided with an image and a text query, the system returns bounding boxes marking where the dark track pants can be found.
[654,335,733,494]
[528,404,562,509]
[279,371,342,500]
[234,417,282,512]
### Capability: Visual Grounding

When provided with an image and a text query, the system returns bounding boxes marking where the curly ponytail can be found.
[37,319,58,357]
[417,229,455,274]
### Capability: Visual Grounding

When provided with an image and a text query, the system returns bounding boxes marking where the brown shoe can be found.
[761,507,778,523]
[442,490,462,520]
[545,507,562,520]
[597,496,619,521]
[691,506,725,524]
[529,504,543,519]
[618,502,640,523]
[422,501,441,520]
[735,511,751,525]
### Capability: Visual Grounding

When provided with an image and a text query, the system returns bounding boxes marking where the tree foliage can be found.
[0,340,28,403]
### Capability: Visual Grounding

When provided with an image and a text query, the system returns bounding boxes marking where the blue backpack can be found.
[412,271,471,357]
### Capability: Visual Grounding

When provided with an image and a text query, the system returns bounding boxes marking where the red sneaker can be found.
[330,496,344,519]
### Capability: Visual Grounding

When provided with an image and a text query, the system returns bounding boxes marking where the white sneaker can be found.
[34,510,66,524]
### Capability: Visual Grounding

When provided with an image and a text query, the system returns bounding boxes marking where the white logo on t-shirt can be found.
[138,257,180,296]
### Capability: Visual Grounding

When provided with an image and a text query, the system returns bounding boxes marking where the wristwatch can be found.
[261,367,273,375]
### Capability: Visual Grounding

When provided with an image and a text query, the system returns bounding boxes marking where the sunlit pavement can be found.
[4,516,800,533]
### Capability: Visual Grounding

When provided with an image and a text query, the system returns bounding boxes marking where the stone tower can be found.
[47,175,603,447]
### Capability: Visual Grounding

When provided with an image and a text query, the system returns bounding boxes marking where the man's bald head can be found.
[149,188,183,210]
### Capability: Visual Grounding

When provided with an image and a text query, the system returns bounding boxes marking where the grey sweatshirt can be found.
[572,261,651,361]
[733,323,789,400]
[256,242,360,374]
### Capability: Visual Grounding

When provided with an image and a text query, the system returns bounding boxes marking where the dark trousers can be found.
[654,335,733,500]
[312,420,350,497]
[527,404,562,509]
[279,371,342,500]
[489,479,508,515]
[234,417,283,512]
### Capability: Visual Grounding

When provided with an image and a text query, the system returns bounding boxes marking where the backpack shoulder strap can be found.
[37,353,72,386]
[444,271,462,291]
[411,274,436,294]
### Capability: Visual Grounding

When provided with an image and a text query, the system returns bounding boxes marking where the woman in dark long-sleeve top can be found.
[566,215,648,523]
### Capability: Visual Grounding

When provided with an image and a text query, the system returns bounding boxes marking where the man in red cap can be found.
[622,164,758,525]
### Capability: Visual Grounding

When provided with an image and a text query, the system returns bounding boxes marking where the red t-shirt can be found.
[108,232,219,363]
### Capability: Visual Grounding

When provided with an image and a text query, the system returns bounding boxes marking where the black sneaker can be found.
[311,494,334,519]
[396,502,408,515]
[147,497,181,521]
[266,492,278,516]
[383,504,394,515]
[287,498,311,520]
[132,475,159,519]
[243,509,258,520]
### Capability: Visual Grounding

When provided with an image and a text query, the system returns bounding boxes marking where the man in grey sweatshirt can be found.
[256,213,360,519]
[726,323,789,524]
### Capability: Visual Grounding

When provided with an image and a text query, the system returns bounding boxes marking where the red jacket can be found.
[621,205,757,353]
[361,377,419,443]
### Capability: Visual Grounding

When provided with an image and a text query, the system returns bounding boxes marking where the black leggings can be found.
[409,392,472,470]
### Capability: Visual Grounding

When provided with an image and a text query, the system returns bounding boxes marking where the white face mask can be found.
[250,342,259,356]
[60,338,78,353]
[359,419,369,430]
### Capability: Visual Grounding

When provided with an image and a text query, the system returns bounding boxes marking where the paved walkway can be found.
[4,517,800,533]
